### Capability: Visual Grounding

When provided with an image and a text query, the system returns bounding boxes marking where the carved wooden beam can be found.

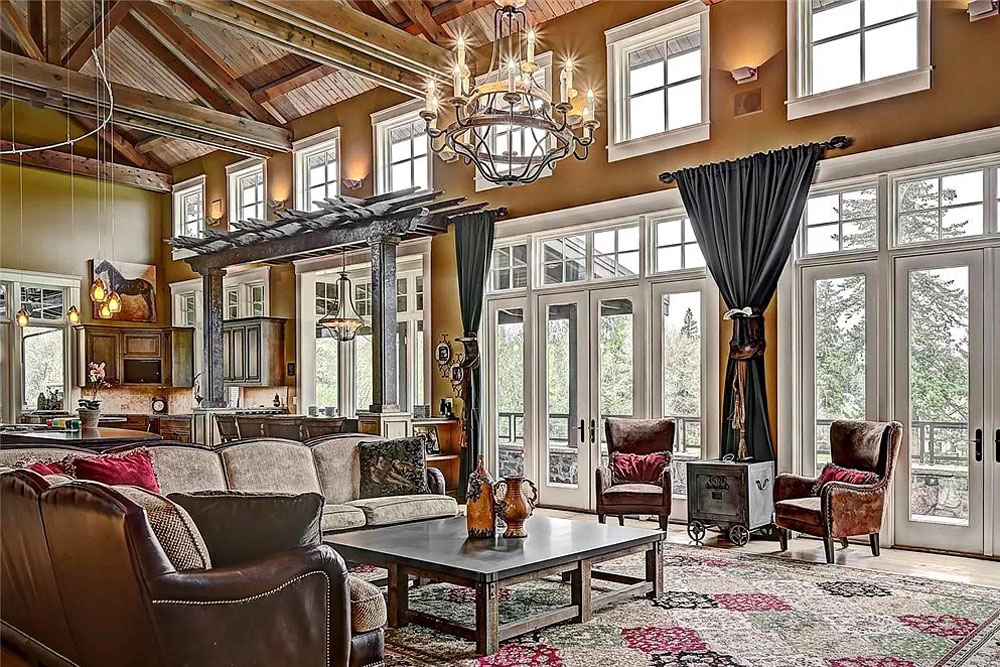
[0,51,291,155]
[1,0,44,60]
[62,1,132,70]
[1,139,172,192]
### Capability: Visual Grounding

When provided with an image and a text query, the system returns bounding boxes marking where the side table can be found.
[685,458,775,546]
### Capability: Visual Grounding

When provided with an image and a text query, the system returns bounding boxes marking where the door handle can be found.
[577,419,585,443]
[974,428,983,462]
[589,419,597,444]
[995,429,999,463]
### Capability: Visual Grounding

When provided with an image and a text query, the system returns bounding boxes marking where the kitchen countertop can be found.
[0,427,162,449]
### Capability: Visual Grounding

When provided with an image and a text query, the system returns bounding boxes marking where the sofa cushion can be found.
[147,445,227,495]
[348,575,386,633]
[358,438,429,499]
[610,452,669,485]
[601,483,665,506]
[775,496,823,527]
[221,440,322,495]
[116,486,211,571]
[168,491,322,568]
[311,436,369,504]
[810,463,878,496]
[322,504,367,532]
[347,494,458,527]
[0,447,84,469]
[70,449,160,493]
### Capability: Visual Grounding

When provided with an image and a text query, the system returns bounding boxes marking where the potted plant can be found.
[78,361,109,428]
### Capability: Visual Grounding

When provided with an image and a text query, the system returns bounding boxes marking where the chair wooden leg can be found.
[658,515,669,531]
[618,515,625,527]
[869,533,880,557]
[598,514,606,524]
[823,538,835,564]
[778,528,788,551]
[840,537,850,548]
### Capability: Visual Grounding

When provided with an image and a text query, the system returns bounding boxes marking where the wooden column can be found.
[367,233,400,412]
[201,268,227,407]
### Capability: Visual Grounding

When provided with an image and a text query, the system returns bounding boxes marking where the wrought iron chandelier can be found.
[420,0,599,187]
[318,253,364,342]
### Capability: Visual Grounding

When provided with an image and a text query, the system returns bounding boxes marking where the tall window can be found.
[172,176,205,238]
[315,280,340,415]
[606,0,710,161]
[895,169,986,245]
[247,282,265,317]
[225,287,239,320]
[227,159,266,223]
[294,129,340,212]
[373,103,431,195]
[803,185,877,255]
[178,292,198,327]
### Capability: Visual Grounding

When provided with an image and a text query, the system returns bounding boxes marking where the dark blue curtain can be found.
[454,211,495,499]
[673,144,824,461]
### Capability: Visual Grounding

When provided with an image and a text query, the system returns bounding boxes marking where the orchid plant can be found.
[79,361,108,411]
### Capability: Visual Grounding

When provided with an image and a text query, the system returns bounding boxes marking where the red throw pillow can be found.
[811,463,878,496]
[610,452,669,485]
[71,448,160,493]
[27,460,68,476]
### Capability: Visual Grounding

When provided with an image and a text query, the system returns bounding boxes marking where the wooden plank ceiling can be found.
[1,0,596,171]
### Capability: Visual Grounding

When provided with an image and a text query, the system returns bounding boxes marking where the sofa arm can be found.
[595,465,611,497]
[146,545,353,667]
[659,466,673,507]
[822,482,886,538]
[426,466,446,496]
[774,472,817,502]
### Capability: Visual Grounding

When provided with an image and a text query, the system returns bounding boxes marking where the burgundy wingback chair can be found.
[773,419,902,564]
[596,418,675,530]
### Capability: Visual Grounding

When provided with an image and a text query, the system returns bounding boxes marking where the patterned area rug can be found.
[351,543,1000,667]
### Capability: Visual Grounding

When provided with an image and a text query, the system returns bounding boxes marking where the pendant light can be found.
[106,291,122,313]
[318,251,365,342]
[15,308,29,328]
[90,277,107,303]
[67,305,81,324]
[98,300,113,319]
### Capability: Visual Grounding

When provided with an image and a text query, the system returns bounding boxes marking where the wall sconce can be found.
[731,66,758,85]
[268,198,288,213]
[208,199,224,224]
[968,0,998,20]
[341,178,364,191]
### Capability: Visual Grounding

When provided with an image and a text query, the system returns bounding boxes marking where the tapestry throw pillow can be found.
[610,451,670,485]
[70,448,160,493]
[167,490,323,568]
[811,463,879,496]
[116,486,212,571]
[358,437,430,499]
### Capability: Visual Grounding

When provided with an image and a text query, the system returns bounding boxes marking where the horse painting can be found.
[92,260,157,322]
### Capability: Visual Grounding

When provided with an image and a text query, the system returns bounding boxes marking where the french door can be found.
[536,286,644,510]
[892,249,998,554]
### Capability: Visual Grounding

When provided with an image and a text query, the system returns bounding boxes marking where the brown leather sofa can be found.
[0,469,385,667]
[773,419,902,564]
[595,417,675,530]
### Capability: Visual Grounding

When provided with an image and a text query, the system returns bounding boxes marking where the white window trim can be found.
[605,0,711,163]
[293,126,341,211]
[648,208,709,276]
[474,51,554,192]
[171,174,206,261]
[488,239,532,295]
[785,0,932,120]
[372,99,432,195]
[226,157,267,224]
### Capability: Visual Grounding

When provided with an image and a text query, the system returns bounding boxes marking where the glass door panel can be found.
[893,250,985,554]
[492,305,526,478]
[593,291,640,467]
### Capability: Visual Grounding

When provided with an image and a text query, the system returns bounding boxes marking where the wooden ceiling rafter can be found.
[1,0,45,60]
[71,114,170,172]
[44,0,60,63]
[250,61,336,104]
[398,0,494,37]
[396,0,448,44]
[62,0,132,71]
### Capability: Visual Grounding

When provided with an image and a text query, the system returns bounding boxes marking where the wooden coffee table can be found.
[325,516,664,655]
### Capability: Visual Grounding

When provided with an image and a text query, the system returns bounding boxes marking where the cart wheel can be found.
[687,521,706,543]
[729,524,750,547]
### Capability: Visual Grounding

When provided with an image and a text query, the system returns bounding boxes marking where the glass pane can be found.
[807,193,841,225]
[898,211,940,245]
[593,230,615,254]
[598,298,634,464]
[618,251,640,275]
[22,327,65,409]
[898,177,938,211]
[941,204,984,238]
[629,44,665,95]
[814,275,867,474]
[812,34,861,94]
[812,0,860,42]
[389,134,411,162]
[315,331,339,414]
[842,187,877,220]
[397,327,409,411]
[390,161,412,190]
[496,308,525,478]
[355,330,373,413]
[629,90,665,139]
[494,247,511,269]
[619,226,640,251]
[565,259,585,282]
[512,266,528,289]
[667,48,701,84]
[907,267,969,524]
[546,303,578,487]
[941,171,983,206]
[842,218,877,249]
[666,79,701,130]
[657,219,682,245]
[685,242,705,268]
[661,291,702,497]
[657,246,682,273]
[865,0,916,26]
[412,156,428,190]
[864,17,917,81]
[807,223,841,254]
[415,321,425,406]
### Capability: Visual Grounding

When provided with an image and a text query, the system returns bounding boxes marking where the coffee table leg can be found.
[645,540,664,598]
[388,563,409,628]
[570,558,592,623]
[475,581,500,656]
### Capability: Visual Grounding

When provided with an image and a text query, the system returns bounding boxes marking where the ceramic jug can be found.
[466,455,496,538]
[494,476,538,538]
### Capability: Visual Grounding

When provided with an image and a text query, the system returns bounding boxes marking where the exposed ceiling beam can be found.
[1,139,172,193]
[28,0,42,47]
[1,0,45,60]
[396,0,447,44]
[72,115,169,172]
[156,0,451,97]
[398,0,493,36]
[133,134,174,155]
[119,13,234,114]
[44,0,60,63]
[0,51,291,156]
[62,1,132,71]
[352,1,391,24]
[250,62,335,103]
[132,4,281,125]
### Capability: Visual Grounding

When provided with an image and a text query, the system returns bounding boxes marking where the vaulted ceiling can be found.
[0,0,597,178]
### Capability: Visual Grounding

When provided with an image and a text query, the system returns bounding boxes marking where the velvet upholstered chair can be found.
[774,419,902,564]
[596,417,675,530]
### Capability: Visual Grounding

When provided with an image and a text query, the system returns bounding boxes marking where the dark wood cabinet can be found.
[76,325,195,388]
[122,332,161,359]
[221,317,285,387]
[159,416,193,443]
[85,329,121,386]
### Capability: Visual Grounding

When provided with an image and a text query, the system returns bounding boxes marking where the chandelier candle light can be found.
[420,0,599,187]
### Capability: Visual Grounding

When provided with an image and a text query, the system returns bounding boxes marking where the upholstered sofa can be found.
[0,467,387,667]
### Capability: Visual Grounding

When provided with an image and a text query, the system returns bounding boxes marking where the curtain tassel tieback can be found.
[723,306,754,320]
[725,307,764,460]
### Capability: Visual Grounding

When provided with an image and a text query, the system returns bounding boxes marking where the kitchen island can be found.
[0,427,162,450]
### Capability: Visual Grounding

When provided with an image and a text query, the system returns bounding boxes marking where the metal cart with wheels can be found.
[684,459,775,547]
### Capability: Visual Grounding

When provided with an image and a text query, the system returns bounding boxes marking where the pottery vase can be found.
[78,407,100,429]
[494,476,538,538]
[466,455,496,538]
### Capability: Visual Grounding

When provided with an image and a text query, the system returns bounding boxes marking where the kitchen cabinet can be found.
[76,325,195,388]
[84,329,121,386]
[221,317,285,387]
[159,416,193,443]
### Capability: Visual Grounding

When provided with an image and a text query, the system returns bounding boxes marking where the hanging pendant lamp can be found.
[67,305,81,324]
[318,252,365,342]
[90,276,107,303]
[98,301,113,319]
[106,291,122,313]
[15,307,29,328]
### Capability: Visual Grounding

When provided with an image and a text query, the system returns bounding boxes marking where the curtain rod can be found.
[657,135,854,184]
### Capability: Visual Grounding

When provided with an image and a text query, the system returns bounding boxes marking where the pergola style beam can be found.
[1,0,45,60]
[0,51,291,156]
[157,0,452,97]
[1,140,172,193]
[62,1,132,71]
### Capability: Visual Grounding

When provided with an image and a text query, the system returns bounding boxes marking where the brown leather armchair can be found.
[773,419,902,564]
[1,470,381,667]
[596,417,675,530]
